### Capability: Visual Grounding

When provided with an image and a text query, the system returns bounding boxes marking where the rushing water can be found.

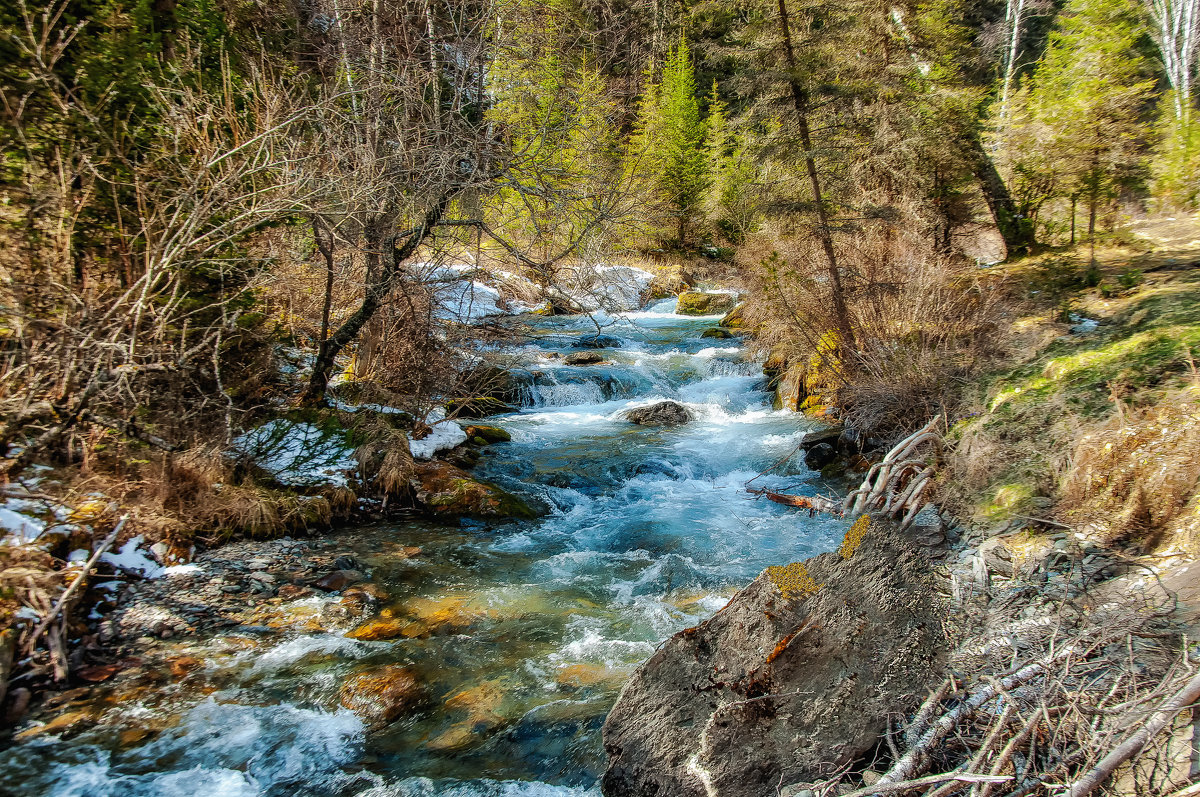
[1,299,851,797]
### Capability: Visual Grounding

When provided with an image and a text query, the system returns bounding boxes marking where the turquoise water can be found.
[0,300,848,797]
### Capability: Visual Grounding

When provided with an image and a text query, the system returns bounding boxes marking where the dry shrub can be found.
[1061,387,1200,545]
[353,416,415,499]
[744,220,1004,442]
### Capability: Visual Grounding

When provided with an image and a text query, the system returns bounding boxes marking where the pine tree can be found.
[658,37,708,244]
[623,38,708,247]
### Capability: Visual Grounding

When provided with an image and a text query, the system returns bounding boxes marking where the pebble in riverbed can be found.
[102,537,402,643]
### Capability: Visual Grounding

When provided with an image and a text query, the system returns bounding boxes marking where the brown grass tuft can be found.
[1061,387,1200,545]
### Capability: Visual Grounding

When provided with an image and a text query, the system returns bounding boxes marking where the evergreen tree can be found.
[623,37,708,247]
[1020,0,1156,246]
[702,81,757,242]
[657,37,708,244]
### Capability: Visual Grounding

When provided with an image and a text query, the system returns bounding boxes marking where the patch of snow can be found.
[101,535,165,578]
[565,265,657,313]
[228,420,357,488]
[15,606,40,621]
[0,504,44,544]
[436,279,505,322]
[327,399,409,416]
[162,564,204,577]
[409,422,468,460]
[67,548,89,563]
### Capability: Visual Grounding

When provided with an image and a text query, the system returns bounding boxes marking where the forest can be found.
[1,0,1200,796]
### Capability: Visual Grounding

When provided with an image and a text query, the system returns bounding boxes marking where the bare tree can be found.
[0,1,317,478]
[1146,0,1200,126]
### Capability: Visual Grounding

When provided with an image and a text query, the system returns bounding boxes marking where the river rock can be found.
[643,267,693,302]
[339,665,426,729]
[720,303,747,329]
[675,291,736,316]
[411,461,538,520]
[455,364,530,406]
[700,327,735,339]
[565,351,605,365]
[623,401,692,427]
[462,424,511,444]
[311,569,365,592]
[803,442,837,470]
[601,529,945,797]
[573,334,623,349]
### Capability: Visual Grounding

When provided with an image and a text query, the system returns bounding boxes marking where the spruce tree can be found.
[658,37,708,245]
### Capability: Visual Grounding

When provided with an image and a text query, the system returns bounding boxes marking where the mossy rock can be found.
[700,327,735,339]
[462,424,512,444]
[720,303,748,329]
[411,461,537,520]
[675,292,737,316]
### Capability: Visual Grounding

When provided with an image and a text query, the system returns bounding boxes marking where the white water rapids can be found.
[0,299,851,797]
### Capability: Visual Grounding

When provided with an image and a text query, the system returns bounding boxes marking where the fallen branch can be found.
[1064,666,1200,797]
[839,772,1011,797]
[24,515,127,656]
[872,646,1077,793]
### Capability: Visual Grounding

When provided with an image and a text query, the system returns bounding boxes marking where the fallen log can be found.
[747,488,842,514]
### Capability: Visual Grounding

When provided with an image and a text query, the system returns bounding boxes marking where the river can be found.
[1,299,849,797]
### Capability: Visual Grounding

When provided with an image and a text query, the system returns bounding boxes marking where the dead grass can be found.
[1061,386,1200,547]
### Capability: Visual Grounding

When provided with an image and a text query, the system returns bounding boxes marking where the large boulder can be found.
[675,292,737,316]
[643,267,694,302]
[601,530,945,797]
[623,401,692,427]
[455,365,531,406]
[411,461,537,520]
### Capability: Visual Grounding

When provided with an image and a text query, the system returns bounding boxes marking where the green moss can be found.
[982,483,1036,522]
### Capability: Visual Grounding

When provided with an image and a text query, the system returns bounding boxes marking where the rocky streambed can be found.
[1,298,860,796]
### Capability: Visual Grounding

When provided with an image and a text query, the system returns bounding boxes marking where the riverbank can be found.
[601,224,1200,797]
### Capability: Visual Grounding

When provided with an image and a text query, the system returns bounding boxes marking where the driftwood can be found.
[1064,666,1200,797]
[870,645,1079,794]
[746,488,842,514]
[842,418,942,529]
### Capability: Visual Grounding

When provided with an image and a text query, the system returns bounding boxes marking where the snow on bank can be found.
[409,421,468,460]
[0,505,44,544]
[228,420,357,488]
[100,535,202,579]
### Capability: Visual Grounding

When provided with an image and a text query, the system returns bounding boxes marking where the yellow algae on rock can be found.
[764,562,822,600]
[345,617,409,641]
[839,515,870,560]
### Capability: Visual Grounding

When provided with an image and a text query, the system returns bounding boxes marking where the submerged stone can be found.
[339,665,426,729]
[573,334,623,349]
